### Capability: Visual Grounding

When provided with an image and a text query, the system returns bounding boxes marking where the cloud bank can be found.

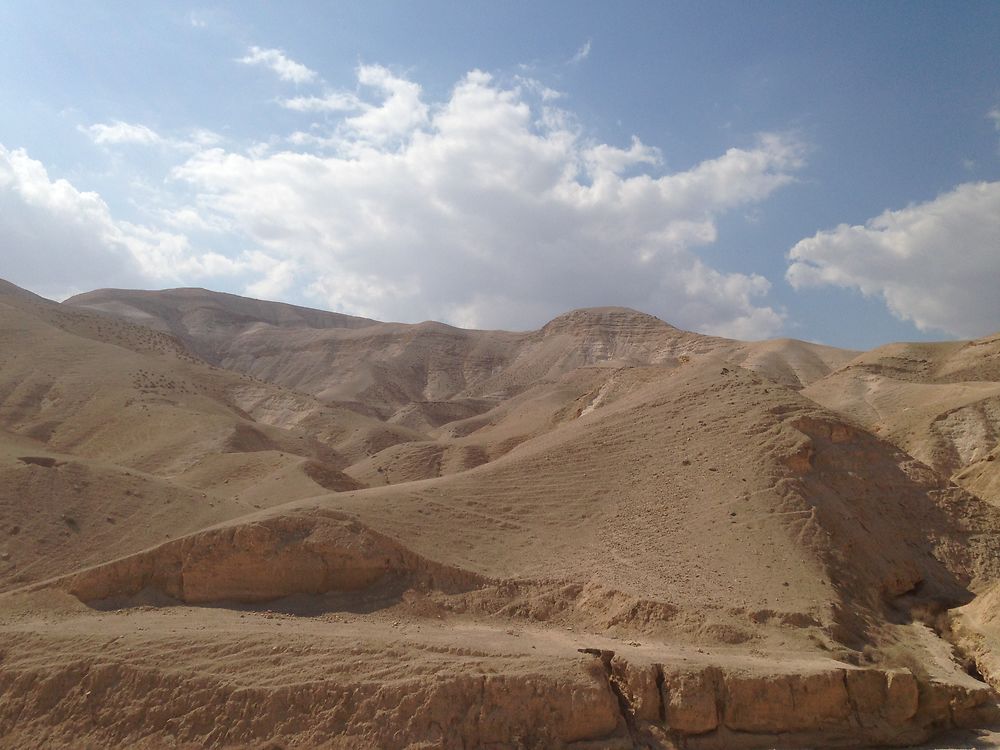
[173,66,802,336]
[2,64,807,337]
[0,145,251,298]
[787,181,1000,338]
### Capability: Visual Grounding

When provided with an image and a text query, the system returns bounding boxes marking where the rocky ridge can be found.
[2,279,1000,748]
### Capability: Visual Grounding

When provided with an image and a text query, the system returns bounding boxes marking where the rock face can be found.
[607,657,991,749]
[0,652,624,750]
[58,512,483,604]
[1,639,991,750]
[37,505,997,748]
[662,667,721,734]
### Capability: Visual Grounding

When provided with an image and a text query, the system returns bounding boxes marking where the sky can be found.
[1,1,998,348]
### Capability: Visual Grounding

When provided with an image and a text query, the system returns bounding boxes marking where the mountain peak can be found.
[0,277,49,303]
[540,306,678,335]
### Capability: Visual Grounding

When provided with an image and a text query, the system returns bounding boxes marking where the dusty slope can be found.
[25,350,1000,747]
[0,283,384,590]
[804,334,1000,504]
[728,336,860,391]
[67,288,854,418]
[57,355,1000,643]
[5,587,997,750]
[3,278,1000,747]
[64,285,377,361]
[66,287,858,491]
[0,431,249,592]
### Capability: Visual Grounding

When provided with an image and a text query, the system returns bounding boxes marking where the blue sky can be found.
[1,1,998,347]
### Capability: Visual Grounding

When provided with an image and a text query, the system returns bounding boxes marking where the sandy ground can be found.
[2,279,1000,747]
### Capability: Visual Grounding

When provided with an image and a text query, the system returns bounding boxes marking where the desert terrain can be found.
[2,278,1000,748]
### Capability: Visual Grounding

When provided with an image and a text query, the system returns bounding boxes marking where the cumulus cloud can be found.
[515,76,564,102]
[282,65,429,148]
[171,68,802,336]
[84,121,162,145]
[243,250,298,299]
[238,46,317,84]
[342,65,429,145]
[787,181,1000,338]
[584,136,661,175]
[0,144,250,298]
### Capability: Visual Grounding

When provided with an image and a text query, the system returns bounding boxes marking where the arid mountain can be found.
[804,334,1000,505]
[66,288,855,413]
[4,278,1000,748]
[0,282,379,591]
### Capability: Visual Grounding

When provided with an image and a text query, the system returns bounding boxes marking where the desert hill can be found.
[3,277,1000,748]
[0,282,386,591]
[66,288,854,415]
[804,334,1000,505]
[64,288,858,484]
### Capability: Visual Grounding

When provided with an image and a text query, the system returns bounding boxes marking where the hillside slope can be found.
[66,289,854,416]
[3,278,1000,748]
[804,334,1000,504]
[0,282,380,591]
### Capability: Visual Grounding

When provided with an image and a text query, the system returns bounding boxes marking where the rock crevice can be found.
[578,649,996,749]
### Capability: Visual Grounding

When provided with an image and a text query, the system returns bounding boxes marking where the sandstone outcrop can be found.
[55,512,483,605]
[600,655,995,749]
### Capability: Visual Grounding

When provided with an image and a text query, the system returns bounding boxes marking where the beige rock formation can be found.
[2,277,1000,748]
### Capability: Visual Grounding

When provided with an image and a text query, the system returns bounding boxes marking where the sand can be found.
[2,279,1000,747]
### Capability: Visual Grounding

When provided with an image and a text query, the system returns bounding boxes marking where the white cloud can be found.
[188,129,224,147]
[570,40,592,64]
[244,251,298,299]
[344,65,429,144]
[787,181,1000,338]
[82,121,224,152]
[171,68,802,336]
[0,144,245,298]
[584,136,661,175]
[84,121,162,145]
[286,131,338,150]
[238,46,317,84]
[281,65,430,150]
[280,65,429,149]
[157,206,233,233]
[515,76,564,102]
[282,92,363,112]
[0,144,142,297]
